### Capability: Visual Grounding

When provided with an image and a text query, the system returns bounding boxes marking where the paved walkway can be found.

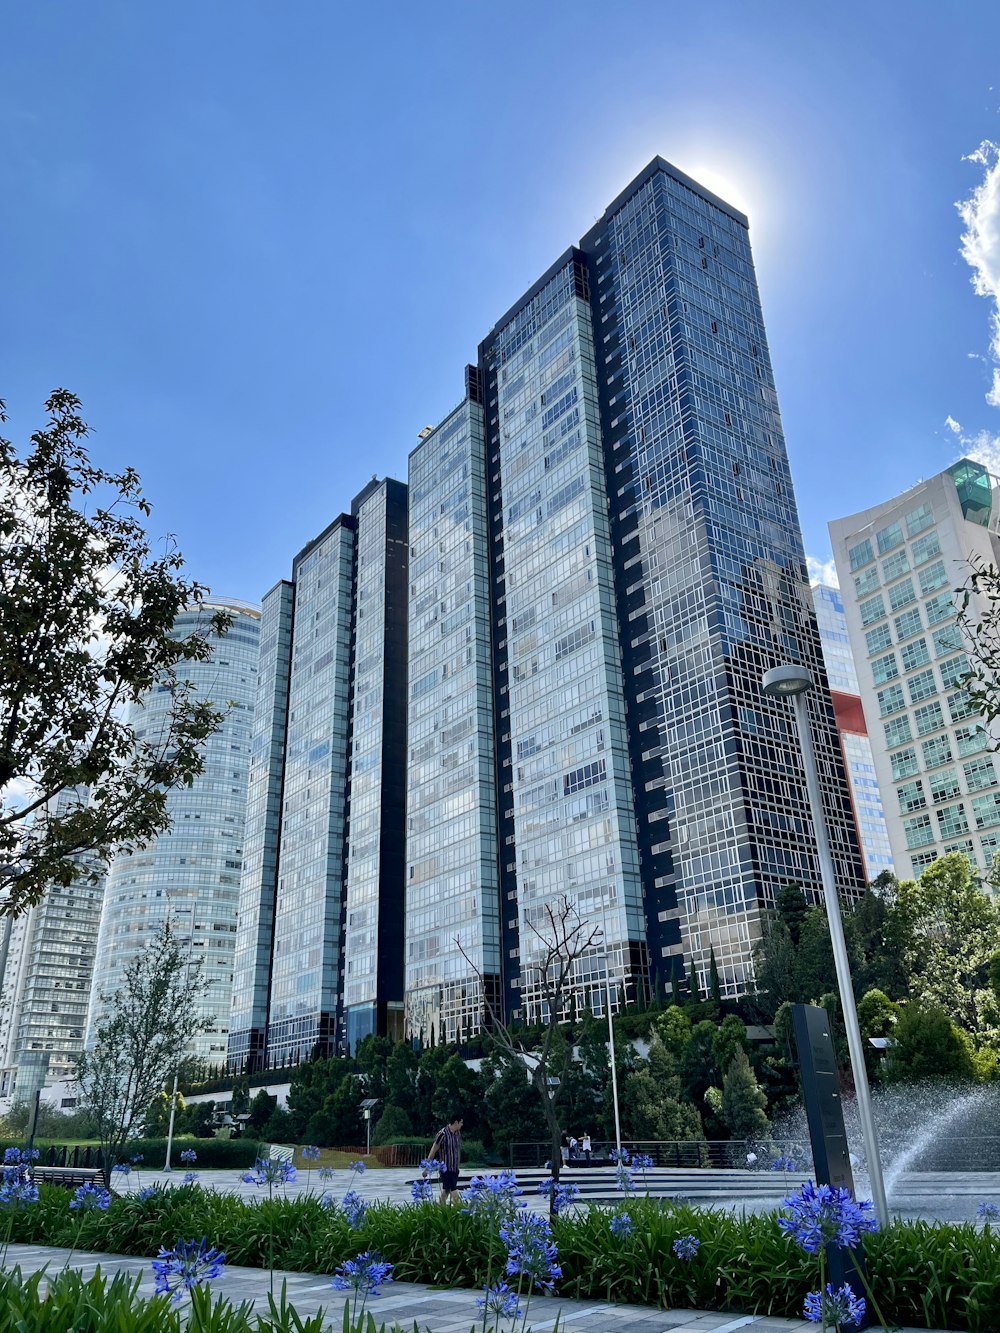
[120,1164,1000,1225]
[3,1243,957,1332]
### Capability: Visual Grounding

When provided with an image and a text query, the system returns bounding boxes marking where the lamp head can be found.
[762,664,813,698]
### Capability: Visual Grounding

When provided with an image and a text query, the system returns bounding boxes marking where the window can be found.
[865,624,893,655]
[906,503,934,537]
[925,592,955,626]
[860,594,886,627]
[971,792,1000,830]
[939,655,970,688]
[894,608,923,640]
[884,716,912,748]
[928,768,961,803]
[932,624,963,657]
[964,757,997,792]
[888,578,916,612]
[877,683,906,716]
[956,724,987,757]
[910,849,939,871]
[912,531,941,565]
[908,669,938,704]
[896,779,926,813]
[871,653,899,685]
[914,701,944,735]
[849,538,874,570]
[903,813,934,848]
[922,734,953,768]
[890,747,919,780]
[937,804,969,838]
[877,521,904,554]
[900,638,930,672]
[981,833,1000,863]
[882,549,910,581]
[947,689,976,723]
[918,560,948,596]
[854,567,880,596]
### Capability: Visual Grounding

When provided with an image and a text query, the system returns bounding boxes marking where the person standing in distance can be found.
[423,1113,464,1204]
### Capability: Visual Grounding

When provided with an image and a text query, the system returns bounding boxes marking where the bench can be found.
[32,1165,103,1190]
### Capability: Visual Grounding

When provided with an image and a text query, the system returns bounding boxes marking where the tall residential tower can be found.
[228,479,408,1071]
[86,601,261,1067]
[831,460,1000,879]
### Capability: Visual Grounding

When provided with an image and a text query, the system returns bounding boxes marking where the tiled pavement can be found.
[4,1243,958,1332]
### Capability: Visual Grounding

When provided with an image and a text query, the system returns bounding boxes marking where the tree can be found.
[76,924,210,1179]
[459,894,602,1182]
[884,1003,977,1084]
[708,949,722,1003]
[720,1049,769,1140]
[481,1053,547,1158]
[713,1014,749,1074]
[775,883,809,947]
[354,1034,392,1103]
[246,1089,276,1135]
[895,853,1000,1034]
[372,1102,413,1145]
[0,391,231,917]
[752,917,798,1018]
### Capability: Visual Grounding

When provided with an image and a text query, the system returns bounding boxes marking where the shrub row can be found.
[0,1137,266,1170]
[9,1185,1000,1331]
[371,1137,492,1168]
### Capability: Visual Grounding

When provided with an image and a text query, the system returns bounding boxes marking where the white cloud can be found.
[806,554,839,588]
[962,427,1000,475]
[957,140,1000,403]
[945,414,963,434]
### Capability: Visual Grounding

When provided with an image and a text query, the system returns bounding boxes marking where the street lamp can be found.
[597,893,623,1160]
[164,898,198,1172]
[761,663,890,1227]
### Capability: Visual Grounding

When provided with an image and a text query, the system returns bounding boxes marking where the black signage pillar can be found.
[791,1003,871,1327]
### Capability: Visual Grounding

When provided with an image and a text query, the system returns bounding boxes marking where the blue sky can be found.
[3,2,1000,601]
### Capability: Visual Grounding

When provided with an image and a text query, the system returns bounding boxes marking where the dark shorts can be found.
[440,1168,460,1193]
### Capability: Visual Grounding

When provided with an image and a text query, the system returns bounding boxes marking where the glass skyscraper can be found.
[234,158,864,1057]
[831,459,1000,879]
[86,600,261,1068]
[228,479,408,1071]
[0,788,105,1108]
[405,157,862,1041]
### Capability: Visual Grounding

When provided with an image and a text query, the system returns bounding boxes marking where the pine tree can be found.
[670,955,684,1007]
[687,960,702,1004]
[720,1049,769,1141]
[709,949,722,1003]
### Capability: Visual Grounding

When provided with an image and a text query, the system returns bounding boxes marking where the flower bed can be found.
[3,1180,997,1330]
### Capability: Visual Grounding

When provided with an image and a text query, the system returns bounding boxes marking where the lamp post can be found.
[164,899,198,1173]
[598,894,623,1160]
[762,664,889,1227]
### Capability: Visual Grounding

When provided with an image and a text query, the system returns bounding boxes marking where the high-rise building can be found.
[228,479,408,1071]
[404,157,863,1041]
[0,790,105,1108]
[231,157,864,1059]
[831,459,1000,879]
[86,600,261,1067]
[812,584,895,880]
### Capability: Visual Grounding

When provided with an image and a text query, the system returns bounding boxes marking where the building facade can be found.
[404,157,863,1043]
[812,584,895,880]
[86,600,261,1068]
[0,789,105,1108]
[231,158,865,1060]
[830,460,1000,879]
[227,480,408,1072]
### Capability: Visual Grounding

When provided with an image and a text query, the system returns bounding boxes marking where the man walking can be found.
[423,1113,464,1205]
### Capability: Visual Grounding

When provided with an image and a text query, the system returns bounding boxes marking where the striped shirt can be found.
[432,1125,462,1172]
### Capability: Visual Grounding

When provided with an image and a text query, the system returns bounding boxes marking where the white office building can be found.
[830,459,1000,880]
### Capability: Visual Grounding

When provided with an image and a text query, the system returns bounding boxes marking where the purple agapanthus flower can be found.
[301,1145,321,1162]
[182,1171,199,1186]
[610,1212,633,1238]
[804,1282,866,1327]
[536,1177,578,1213]
[179,1149,198,1165]
[500,1211,562,1292]
[977,1201,1000,1222]
[69,1181,111,1211]
[672,1234,700,1260]
[476,1281,522,1321]
[411,1177,434,1202]
[151,1236,225,1304]
[330,1251,393,1296]
[778,1181,879,1254]
[341,1189,367,1225]
[242,1157,297,1188]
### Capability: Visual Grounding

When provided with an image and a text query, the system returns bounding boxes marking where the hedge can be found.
[8,1185,999,1330]
[1,1137,265,1170]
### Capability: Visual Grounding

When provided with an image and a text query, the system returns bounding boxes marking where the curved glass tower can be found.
[86,599,260,1068]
